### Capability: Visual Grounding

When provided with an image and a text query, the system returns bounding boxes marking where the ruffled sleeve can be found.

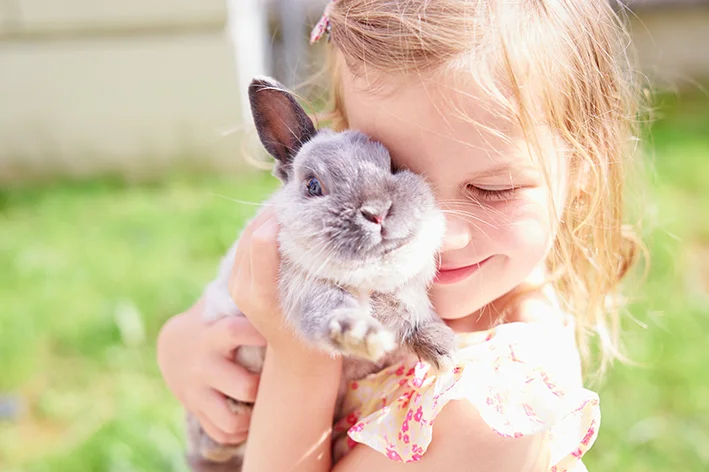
[332,320,600,471]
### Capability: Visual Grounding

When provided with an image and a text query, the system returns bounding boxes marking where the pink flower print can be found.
[509,345,523,363]
[399,391,414,409]
[403,434,410,444]
[350,422,365,433]
[347,437,357,450]
[453,366,462,374]
[406,367,416,377]
[522,403,535,418]
[494,393,505,414]
[386,448,403,462]
[406,410,413,421]
[402,419,409,433]
[571,447,583,458]
[399,379,407,386]
[414,406,424,423]
[411,444,424,454]
[346,412,359,425]
[581,426,596,445]
[513,432,523,439]
[412,377,424,388]
[541,372,564,397]
[396,366,405,376]
[409,454,422,462]
[351,381,359,390]
[398,431,402,440]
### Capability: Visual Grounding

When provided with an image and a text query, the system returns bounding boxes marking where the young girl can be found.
[157,0,641,470]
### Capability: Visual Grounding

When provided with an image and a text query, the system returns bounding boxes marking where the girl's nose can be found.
[440,214,472,253]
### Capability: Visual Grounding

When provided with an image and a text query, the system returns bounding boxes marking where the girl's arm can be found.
[334,400,550,472]
[242,345,342,472]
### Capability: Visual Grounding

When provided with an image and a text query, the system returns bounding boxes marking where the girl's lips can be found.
[434,257,492,285]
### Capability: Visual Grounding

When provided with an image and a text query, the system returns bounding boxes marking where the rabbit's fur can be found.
[186,77,456,469]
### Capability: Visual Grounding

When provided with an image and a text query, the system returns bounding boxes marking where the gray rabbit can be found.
[186,77,456,470]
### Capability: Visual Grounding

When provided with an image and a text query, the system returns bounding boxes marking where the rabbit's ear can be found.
[249,76,316,182]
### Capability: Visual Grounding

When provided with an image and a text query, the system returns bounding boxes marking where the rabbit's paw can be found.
[198,430,244,463]
[407,321,458,373]
[226,396,253,415]
[328,309,397,362]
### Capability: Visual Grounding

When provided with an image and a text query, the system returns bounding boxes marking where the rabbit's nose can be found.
[361,208,383,225]
[361,202,391,225]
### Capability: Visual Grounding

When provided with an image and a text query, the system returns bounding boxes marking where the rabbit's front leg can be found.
[373,286,457,372]
[291,284,397,362]
[404,316,457,372]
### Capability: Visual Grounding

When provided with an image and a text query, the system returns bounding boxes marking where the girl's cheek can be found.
[486,197,557,257]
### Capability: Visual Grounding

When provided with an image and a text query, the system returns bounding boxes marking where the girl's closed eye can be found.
[465,183,521,202]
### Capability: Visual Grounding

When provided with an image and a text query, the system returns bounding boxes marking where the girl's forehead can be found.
[341,69,556,178]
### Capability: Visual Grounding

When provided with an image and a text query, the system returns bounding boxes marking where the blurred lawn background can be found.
[1,88,707,471]
[2,1,709,471]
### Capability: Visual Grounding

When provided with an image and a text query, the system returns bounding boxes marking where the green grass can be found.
[584,90,709,471]
[0,172,278,471]
[1,91,708,471]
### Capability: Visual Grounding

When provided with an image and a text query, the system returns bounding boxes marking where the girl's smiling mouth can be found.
[434,257,493,285]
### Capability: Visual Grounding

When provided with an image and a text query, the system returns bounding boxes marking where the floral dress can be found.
[332,318,600,471]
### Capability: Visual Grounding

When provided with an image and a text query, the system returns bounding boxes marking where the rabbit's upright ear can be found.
[248,76,317,182]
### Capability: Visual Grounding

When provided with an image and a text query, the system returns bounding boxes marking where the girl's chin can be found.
[432,298,488,329]
[430,286,487,318]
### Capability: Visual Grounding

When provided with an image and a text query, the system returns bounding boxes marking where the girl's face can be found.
[341,70,569,330]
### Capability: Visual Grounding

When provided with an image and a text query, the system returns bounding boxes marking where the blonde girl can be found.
[158,1,642,470]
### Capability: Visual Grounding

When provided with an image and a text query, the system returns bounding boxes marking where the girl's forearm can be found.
[242,345,342,472]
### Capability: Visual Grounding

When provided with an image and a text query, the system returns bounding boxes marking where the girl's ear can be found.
[248,76,317,182]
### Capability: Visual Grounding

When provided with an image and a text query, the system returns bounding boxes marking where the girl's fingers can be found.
[202,355,260,403]
[206,316,266,356]
[230,209,279,312]
[196,411,248,445]
[249,214,281,294]
[198,389,251,438]
[229,208,275,303]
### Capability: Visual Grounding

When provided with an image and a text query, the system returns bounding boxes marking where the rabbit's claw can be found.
[328,309,397,362]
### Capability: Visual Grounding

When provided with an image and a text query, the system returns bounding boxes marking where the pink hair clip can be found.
[310,0,337,45]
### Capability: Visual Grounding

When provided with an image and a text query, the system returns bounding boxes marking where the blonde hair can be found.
[318,0,646,375]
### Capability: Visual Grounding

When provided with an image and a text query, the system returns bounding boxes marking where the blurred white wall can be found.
[0,0,250,181]
[629,5,709,88]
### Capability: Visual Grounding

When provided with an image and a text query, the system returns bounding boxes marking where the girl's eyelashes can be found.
[465,184,521,202]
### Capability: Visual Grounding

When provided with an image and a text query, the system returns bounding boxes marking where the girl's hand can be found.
[156,300,266,444]
[228,208,306,355]
[229,207,343,472]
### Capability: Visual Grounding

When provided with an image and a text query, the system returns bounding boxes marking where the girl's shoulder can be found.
[334,292,598,471]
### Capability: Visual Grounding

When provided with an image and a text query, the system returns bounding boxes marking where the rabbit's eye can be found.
[306,177,323,197]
